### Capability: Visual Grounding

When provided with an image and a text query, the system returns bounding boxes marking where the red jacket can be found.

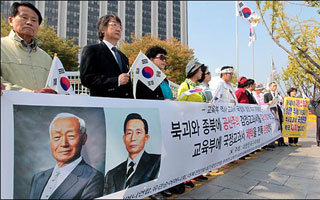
[235,88,249,104]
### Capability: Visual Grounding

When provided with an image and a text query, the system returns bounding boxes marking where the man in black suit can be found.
[264,82,287,146]
[29,113,104,199]
[245,79,257,104]
[104,113,161,195]
[80,15,133,98]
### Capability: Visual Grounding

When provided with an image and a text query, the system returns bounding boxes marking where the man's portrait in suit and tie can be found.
[104,113,161,195]
[28,112,104,199]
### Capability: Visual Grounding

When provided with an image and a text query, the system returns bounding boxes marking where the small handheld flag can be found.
[130,51,166,99]
[45,54,75,95]
[178,86,204,99]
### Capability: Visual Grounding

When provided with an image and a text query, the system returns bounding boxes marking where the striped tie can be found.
[125,161,135,188]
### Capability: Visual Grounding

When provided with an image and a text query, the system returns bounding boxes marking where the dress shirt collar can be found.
[127,151,144,173]
[52,156,83,186]
[54,156,82,171]
[10,30,36,52]
[46,157,82,196]
[102,39,117,51]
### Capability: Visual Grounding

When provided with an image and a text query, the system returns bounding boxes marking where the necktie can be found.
[111,47,123,72]
[40,170,60,199]
[125,161,135,188]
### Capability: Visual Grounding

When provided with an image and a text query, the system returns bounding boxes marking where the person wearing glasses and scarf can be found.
[136,46,174,101]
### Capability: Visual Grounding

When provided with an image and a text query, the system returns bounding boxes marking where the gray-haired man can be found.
[29,113,104,199]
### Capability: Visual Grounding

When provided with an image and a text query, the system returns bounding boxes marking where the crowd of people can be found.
[1,3,320,199]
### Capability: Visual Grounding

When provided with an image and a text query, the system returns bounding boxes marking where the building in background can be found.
[1,1,188,46]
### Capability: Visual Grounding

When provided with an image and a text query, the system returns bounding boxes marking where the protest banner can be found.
[1,91,281,199]
[282,97,310,138]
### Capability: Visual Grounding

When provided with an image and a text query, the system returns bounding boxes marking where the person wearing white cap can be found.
[177,59,206,102]
[209,66,238,104]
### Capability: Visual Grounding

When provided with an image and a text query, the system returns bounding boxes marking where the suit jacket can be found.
[264,92,283,126]
[136,79,168,100]
[29,160,104,199]
[264,92,274,104]
[80,42,133,98]
[104,151,161,195]
[245,90,257,104]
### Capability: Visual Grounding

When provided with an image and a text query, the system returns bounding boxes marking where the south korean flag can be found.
[130,51,166,99]
[45,55,75,95]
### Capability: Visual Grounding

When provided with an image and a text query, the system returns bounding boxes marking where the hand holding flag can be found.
[130,51,166,99]
[178,86,204,99]
[45,54,75,95]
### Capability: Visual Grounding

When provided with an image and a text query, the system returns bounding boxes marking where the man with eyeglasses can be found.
[80,15,133,98]
[209,66,238,104]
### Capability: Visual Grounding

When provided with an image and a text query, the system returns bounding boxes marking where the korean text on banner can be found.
[1,91,281,199]
[282,97,310,138]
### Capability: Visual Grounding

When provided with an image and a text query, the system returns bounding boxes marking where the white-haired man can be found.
[29,113,104,199]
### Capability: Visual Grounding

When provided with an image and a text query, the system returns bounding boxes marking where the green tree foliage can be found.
[119,34,194,84]
[1,15,81,71]
[256,1,320,98]
[282,56,318,97]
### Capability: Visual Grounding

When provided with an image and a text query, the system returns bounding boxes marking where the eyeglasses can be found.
[205,72,211,75]
[108,22,122,30]
[155,54,167,61]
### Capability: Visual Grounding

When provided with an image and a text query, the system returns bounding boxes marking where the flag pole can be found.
[252,42,254,79]
[236,3,239,77]
[271,57,274,82]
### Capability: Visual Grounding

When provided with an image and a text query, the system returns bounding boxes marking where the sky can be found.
[187,1,318,92]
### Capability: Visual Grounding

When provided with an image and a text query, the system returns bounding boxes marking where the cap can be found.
[185,59,204,76]
[255,83,264,90]
[237,76,247,85]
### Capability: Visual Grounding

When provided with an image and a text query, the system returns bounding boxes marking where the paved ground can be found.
[176,121,320,199]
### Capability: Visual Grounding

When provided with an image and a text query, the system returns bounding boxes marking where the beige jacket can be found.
[1,30,52,91]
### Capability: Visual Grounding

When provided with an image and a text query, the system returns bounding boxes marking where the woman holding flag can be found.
[136,46,174,101]
[135,46,176,199]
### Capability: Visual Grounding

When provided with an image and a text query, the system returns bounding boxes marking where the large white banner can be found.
[1,91,281,199]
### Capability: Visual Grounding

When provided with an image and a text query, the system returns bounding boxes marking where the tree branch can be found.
[256,1,320,84]
[296,47,320,70]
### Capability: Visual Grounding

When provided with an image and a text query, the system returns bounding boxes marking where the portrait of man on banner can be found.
[104,109,162,195]
[13,106,106,199]
[270,106,281,131]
